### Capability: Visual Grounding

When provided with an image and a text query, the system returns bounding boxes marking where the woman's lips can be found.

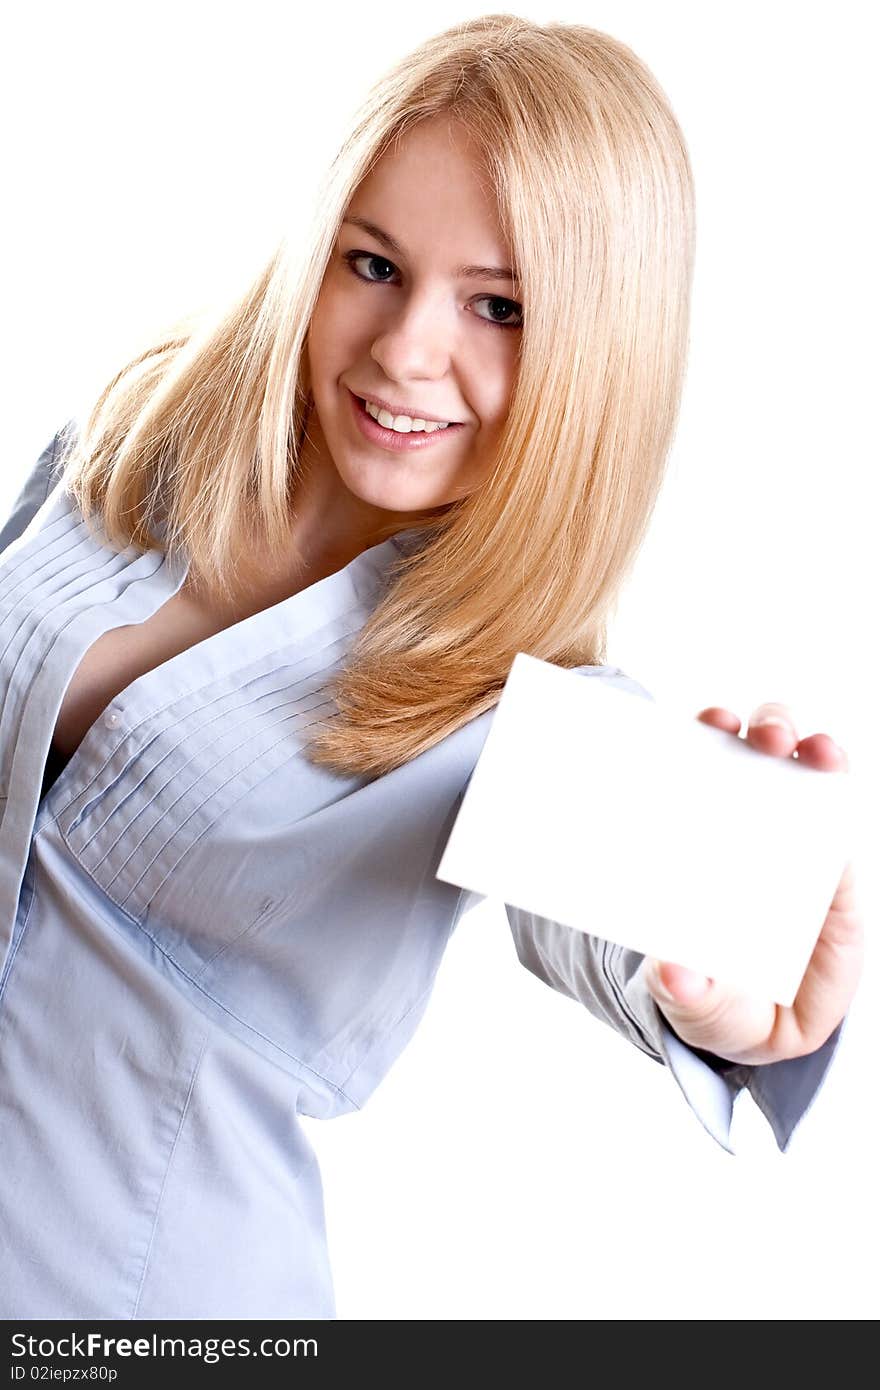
[347,389,465,453]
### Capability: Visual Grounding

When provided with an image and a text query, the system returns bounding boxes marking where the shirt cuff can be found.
[623,956,847,1155]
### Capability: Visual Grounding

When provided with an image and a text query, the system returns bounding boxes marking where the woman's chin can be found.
[335,461,450,517]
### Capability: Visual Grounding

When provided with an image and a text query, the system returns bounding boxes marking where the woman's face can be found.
[304,116,522,522]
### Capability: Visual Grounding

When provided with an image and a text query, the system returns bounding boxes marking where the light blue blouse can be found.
[0,424,844,1319]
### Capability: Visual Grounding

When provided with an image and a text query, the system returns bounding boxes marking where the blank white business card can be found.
[436,653,856,1007]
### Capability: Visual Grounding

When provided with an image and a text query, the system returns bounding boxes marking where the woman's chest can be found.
[50,590,231,762]
[50,564,309,765]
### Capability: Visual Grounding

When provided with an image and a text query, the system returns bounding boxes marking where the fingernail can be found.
[649,966,678,1005]
[753,714,791,730]
[649,960,710,1004]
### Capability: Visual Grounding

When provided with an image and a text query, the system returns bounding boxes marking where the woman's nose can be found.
[369,291,455,381]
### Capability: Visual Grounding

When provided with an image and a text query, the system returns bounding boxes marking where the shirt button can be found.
[104,709,121,729]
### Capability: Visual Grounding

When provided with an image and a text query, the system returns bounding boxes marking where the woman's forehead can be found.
[344,125,513,272]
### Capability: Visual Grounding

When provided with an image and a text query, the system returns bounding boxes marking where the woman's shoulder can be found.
[0,419,78,556]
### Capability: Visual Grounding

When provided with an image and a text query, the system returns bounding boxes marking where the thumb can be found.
[643,956,773,1063]
[645,958,713,1013]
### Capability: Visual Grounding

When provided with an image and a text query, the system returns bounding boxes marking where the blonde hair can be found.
[61,13,696,778]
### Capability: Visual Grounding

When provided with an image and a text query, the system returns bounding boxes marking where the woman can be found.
[0,15,860,1319]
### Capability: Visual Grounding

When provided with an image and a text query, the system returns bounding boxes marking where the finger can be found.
[789,732,849,773]
[826,859,859,918]
[697,705,849,771]
[695,707,741,735]
[747,702,799,754]
[782,863,864,1055]
[747,703,848,772]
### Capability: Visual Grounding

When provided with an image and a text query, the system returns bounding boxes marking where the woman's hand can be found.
[644,702,863,1067]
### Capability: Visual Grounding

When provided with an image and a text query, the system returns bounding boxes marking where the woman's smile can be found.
[347,387,467,453]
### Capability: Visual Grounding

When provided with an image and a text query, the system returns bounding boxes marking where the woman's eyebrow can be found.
[342,215,519,285]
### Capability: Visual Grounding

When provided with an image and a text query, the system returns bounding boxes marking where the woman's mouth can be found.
[347,389,466,453]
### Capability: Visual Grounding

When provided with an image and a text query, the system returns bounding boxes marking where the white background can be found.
[2,1,877,1319]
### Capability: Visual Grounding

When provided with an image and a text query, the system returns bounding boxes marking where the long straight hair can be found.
[59,13,696,778]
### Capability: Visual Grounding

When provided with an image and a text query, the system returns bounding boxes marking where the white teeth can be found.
[363,399,451,433]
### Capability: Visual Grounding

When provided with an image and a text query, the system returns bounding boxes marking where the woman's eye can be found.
[341,250,524,330]
[343,250,398,283]
[471,296,524,330]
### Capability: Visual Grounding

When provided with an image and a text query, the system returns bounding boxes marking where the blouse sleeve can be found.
[497,667,847,1155]
[0,422,76,556]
